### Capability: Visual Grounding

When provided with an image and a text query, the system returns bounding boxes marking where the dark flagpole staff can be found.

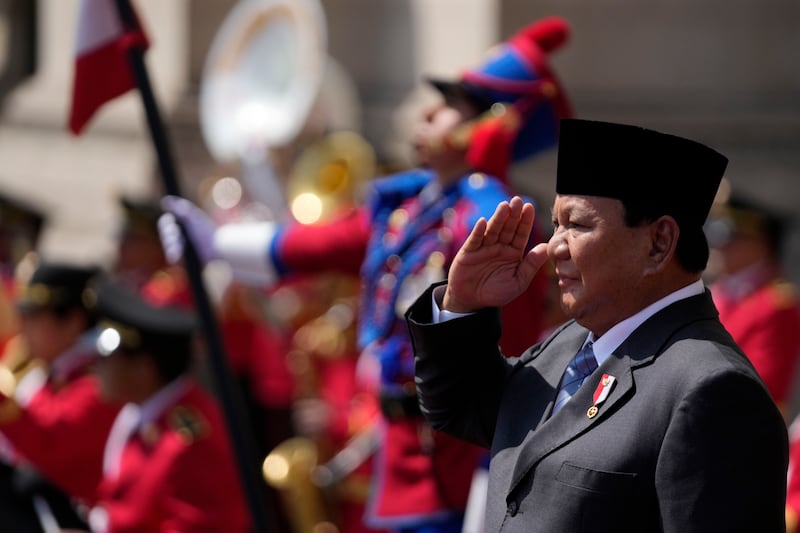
[109,1,285,532]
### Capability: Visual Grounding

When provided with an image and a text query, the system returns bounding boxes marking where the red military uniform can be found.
[706,192,800,414]
[0,341,121,505]
[143,254,296,533]
[711,262,800,412]
[90,378,250,533]
[0,262,111,531]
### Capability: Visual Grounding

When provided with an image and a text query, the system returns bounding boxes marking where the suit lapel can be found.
[515,324,589,432]
[506,290,720,496]
[508,349,634,494]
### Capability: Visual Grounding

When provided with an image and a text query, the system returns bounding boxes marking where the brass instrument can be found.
[0,255,42,415]
[261,129,377,533]
[0,334,41,421]
[199,0,327,163]
[262,437,338,533]
[202,2,378,527]
[285,130,376,225]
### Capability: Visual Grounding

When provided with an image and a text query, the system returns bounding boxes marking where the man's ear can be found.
[647,216,679,272]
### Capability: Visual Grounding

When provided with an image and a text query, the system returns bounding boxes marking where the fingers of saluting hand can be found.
[463,197,535,253]
[484,196,534,249]
[462,217,488,252]
[511,200,536,251]
[482,199,512,246]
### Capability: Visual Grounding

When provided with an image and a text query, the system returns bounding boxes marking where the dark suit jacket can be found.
[407,283,788,533]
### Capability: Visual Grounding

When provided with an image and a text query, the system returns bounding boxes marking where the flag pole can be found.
[111,1,270,531]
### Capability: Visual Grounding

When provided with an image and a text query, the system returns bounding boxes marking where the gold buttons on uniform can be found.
[389,208,409,229]
[386,254,402,272]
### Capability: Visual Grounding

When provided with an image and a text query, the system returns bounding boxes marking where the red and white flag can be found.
[68,0,148,135]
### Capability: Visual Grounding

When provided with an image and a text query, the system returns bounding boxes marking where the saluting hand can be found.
[443,196,549,313]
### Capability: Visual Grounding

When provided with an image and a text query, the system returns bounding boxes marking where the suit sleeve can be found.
[406,282,512,449]
[655,370,788,532]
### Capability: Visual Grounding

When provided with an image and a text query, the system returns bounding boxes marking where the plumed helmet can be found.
[427,17,574,181]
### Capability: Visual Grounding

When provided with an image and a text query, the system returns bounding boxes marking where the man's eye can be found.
[566,219,588,229]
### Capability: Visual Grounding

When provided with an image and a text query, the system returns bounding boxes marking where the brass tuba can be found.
[285,130,376,225]
[262,437,339,533]
[199,0,328,163]
[261,129,377,533]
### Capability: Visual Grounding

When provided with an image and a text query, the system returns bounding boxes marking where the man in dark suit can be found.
[405,118,788,532]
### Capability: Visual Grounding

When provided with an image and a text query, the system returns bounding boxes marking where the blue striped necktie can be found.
[551,342,598,416]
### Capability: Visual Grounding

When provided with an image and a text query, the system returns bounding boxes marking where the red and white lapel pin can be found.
[587,374,616,418]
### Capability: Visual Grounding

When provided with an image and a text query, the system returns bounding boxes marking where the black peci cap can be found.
[89,278,196,357]
[556,119,729,229]
[17,262,101,314]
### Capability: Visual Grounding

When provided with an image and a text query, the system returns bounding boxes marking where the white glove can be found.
[158,196,218,265]
[160,195,280,287]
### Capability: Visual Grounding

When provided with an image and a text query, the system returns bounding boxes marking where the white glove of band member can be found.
[159,195,280,287]
[158,196,218,265]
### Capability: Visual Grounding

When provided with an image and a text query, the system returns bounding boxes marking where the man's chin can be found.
[559,293,580,318]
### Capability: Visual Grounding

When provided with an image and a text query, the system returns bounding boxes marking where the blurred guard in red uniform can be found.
[86,278,250,533]
[111,195,195,317]
[0,262,120,531]
[112,196,172,291]
[706,190,800,415]
[160,17,573,533]
[0,192,47,353]
[708,192,800,533]
[135,191,295,533]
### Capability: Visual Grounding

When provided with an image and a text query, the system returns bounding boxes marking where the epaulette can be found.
[769,278,798,309]
[169,405,208,445]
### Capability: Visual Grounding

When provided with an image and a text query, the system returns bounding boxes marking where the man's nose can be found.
[547,229,568,258]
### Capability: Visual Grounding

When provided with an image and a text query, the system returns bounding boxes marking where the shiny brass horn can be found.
[199,0,328,163]
[286,130,376,225]
[262,437,339,533]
